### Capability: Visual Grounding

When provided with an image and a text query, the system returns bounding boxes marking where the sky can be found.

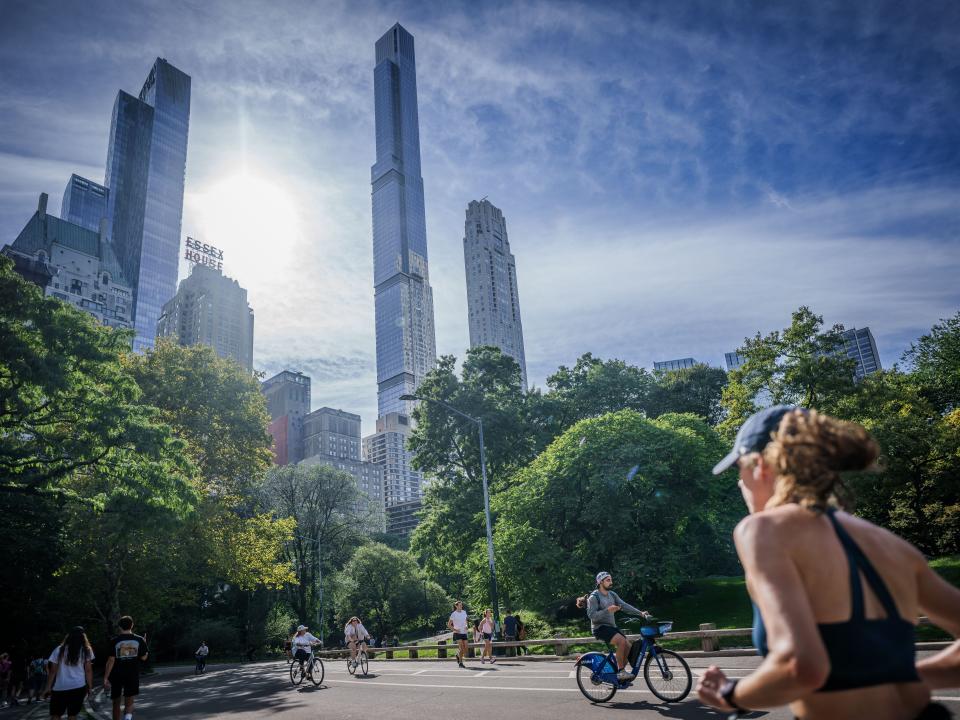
[1,0,958,432]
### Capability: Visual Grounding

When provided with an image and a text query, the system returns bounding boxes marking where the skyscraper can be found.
[61,174,109,233]
[725,352,746,371]
[105,58,191,353]
[371,24,437,419]
[261,370,311,465]
[842,327,882,378]
[463,199,527,387]
[156,263,255,372]
[654,357,697,371]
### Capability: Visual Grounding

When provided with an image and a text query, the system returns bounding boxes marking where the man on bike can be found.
[344,617,371,670]
[290,625,321,674]
[585,572,651,681]
[194,642,208,673]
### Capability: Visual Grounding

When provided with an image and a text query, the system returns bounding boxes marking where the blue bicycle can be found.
[575,618,692,704]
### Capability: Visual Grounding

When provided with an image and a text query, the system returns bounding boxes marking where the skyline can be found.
[1,0,958,431]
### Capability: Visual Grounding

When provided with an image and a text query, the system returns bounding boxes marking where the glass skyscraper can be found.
[105,58,191,352]
[371,24,437,418]
[61,174,109,233]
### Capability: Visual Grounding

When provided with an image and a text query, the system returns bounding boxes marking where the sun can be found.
[192,172,301,280]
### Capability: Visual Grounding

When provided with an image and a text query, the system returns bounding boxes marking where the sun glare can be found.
[194,172,301,279]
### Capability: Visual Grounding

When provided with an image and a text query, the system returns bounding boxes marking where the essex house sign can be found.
[184,237,224,271]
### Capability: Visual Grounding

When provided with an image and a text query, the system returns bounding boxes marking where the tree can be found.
[646,364,728,425]
[262,463,369,627]
[408,348,542,595]
[127,340,273,499]
[486,410,736,610]
[720,306,857,438]
[903,312,960,413]
[332,543,450,639]
[0,257,181,500]
[545,352,654,428]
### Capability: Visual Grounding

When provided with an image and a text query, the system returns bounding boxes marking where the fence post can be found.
[438,639,447,659]
[700,623,718,652]
[467,644,475,658]
[386,649,393,659]
[554,634,568,656]
[409,646,418,659]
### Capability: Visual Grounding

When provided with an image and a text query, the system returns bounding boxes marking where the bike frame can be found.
[581,634,670,689]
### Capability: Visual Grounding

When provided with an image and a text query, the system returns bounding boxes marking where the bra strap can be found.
[825,509,902,621]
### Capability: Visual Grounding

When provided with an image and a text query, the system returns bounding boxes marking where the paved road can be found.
[80,656,960,720]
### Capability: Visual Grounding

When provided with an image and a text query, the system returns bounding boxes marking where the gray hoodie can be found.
[586,589,641,631]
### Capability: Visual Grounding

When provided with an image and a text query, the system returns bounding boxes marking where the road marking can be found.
[568,669,577,678]
[474,671,491,678]
[412,668,432,675]
[325,678,657,695]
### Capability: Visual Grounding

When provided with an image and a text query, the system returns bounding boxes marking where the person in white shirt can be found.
[447,601,470,669]
[290,625,321,670]
[344,617,371,669]
[43,626,94,720]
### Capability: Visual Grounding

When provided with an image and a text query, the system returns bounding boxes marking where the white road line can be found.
[568,669,577,678]
[474,671,491,678]
[932,696,960,703]
[324,678,656,694]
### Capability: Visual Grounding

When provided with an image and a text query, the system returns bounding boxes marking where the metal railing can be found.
[314,617,941,660]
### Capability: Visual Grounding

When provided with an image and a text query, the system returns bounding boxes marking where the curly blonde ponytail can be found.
[763,409,878,510]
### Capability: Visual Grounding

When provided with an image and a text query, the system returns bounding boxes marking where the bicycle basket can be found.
[640,621,673,637]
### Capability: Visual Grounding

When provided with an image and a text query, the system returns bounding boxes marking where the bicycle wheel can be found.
[309,657,324,686]
[290,661,305,686]
[347,656,356,675]
[643,648,692,702]
[359,651,368,676]
[576,662,617,703]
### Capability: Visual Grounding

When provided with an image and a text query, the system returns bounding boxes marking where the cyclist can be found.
[290,625,321,674]
[194,642,208,673]
[581,571,651,681]
[344,617,371,670]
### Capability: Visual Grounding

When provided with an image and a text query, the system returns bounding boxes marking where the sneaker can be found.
[480,658,486,664]
[351,661,358,669]
[616,670,633,681]
[490,658,496,664]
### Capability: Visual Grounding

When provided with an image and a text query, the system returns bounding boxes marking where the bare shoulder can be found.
[834,510,925,563]
[734,505,811,551]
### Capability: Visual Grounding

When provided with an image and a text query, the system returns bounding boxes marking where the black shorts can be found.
[50,686,87,716]
[452,632,468,641]
[294,648,311,662]
[109,671,140,699]
[593,625,625,644]
[482,632,492,641]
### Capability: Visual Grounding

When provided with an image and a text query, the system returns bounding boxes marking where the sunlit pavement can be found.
[85,656,960,720]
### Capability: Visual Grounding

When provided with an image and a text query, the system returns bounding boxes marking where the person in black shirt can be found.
[103,616,148,720]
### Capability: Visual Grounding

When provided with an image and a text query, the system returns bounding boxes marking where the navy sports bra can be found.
[752,509,919,692]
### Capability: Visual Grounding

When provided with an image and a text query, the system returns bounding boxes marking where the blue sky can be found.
[1,0,958,431]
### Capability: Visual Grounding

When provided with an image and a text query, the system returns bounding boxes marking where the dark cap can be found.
[712,405,800,475]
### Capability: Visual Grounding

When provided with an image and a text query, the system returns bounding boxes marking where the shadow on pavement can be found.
[137,662,317,717]
[602,700,770,718]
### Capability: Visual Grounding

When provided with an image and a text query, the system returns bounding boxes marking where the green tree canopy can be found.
[483,410,736,611]
[545,352,654,427]
[720,306,857,437]
[332,543,450,639]
[903,311,960,413]
[0,257,182,500]
[647,364,728,425]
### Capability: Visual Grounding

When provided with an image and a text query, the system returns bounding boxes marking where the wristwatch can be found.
[720,679,746,712]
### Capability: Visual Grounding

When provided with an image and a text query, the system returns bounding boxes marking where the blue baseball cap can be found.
[712,405,800,475]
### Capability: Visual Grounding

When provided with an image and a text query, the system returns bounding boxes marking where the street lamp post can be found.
[400,394,501,638]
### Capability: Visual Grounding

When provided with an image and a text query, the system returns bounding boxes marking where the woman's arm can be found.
[699,515,830,711]
[43,660,57,697]
[915,556,960,689]
[85,659,93,693]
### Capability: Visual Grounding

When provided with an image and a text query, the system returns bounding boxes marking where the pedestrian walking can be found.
[103,615,148,720]
[503,611,517,657]
[696,406,960,720]
[472,618,482,646]
[28,654,47,703]
[9,655,26,706]
[447,601,469,668]
[479,609,495,664]
[515,614,528,656]
[43,626,94,720]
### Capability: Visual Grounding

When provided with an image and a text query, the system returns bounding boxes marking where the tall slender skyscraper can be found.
[105,58,191,352]
[371,24,437,418]
[463,199,527,388]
